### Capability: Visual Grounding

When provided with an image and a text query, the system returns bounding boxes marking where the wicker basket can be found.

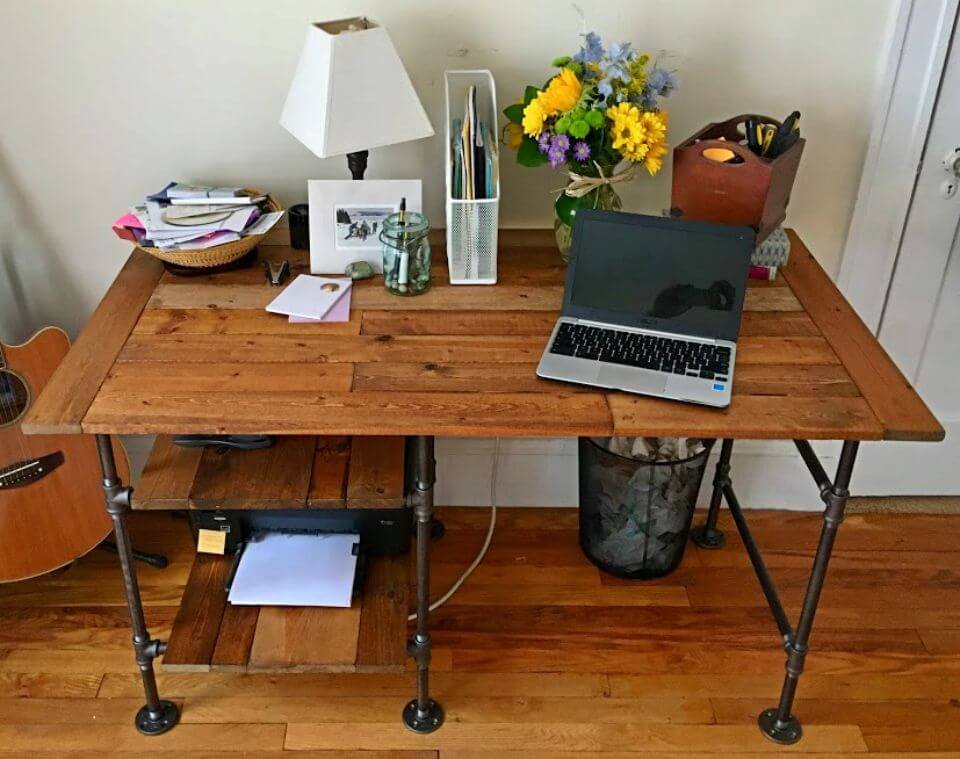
[137,193,283,268]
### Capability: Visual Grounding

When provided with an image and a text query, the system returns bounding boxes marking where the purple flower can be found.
[551,134,571,152]
[573,141,591,161]
[547,145,567,168]
[537,132,552,153]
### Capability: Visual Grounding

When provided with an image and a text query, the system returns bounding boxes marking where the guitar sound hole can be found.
[0,369,29,427]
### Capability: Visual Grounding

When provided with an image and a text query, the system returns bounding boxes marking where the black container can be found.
[578,437,714,579]
[289,203,309,249]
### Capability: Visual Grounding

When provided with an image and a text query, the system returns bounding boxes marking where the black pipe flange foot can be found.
[402,698,444,734]
[758,708,802,745]
[135,700,180,736]
[690,525,726,549]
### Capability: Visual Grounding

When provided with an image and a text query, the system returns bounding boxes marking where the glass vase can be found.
[381,210,431,296]
[554,182,623,263]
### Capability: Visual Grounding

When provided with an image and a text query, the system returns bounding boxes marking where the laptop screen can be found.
[565,211,755,342]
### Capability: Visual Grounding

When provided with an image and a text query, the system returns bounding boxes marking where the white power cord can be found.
[407,437,499,621]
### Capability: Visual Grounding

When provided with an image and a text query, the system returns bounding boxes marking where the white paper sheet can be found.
[228,532,359,607]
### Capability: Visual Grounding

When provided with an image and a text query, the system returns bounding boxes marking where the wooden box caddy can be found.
[670,114,805,243]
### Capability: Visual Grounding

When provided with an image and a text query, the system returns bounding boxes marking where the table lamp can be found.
[281,17,434,179]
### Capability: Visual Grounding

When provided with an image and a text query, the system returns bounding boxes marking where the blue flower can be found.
[552,134,571,152]
[573,31,603,64]
[607,41,634,63]
[647,67,678,96]
[573,141,591,161]
[639,67,678,109]
[597,79,613,98]
[538,132,552,153]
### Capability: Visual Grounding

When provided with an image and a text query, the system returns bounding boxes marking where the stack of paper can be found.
[228,532,359,607]
[451,86,496,201]
[265,274,352,323]
[111,182,284,251]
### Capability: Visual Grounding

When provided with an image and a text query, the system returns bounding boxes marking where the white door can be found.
[854,29,960,495]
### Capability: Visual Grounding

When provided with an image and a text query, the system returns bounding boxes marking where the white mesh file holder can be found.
[445,70,500,284]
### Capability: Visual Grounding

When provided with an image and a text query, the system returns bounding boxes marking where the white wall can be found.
[1,0,896,342]
[1,1,899,508]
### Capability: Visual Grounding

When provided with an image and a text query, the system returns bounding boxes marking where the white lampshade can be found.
[280,17,434,159]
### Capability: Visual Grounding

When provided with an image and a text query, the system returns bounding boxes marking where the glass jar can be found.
[380,211,431,296]
[555,182,623,264]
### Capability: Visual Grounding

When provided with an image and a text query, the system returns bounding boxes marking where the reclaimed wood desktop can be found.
[22,229,943,742]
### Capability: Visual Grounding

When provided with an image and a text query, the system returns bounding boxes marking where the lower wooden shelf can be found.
[162,550,409,673]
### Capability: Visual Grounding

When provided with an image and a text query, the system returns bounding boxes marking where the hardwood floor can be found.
[1,506,959,756]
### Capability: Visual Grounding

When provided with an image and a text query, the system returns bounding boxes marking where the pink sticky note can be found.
[288,288,351,323]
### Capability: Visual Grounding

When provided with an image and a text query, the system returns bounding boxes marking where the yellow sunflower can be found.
[539,68,582,115]
[521,98,547,137]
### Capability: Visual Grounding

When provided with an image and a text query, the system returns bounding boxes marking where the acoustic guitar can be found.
[0,327,130,582]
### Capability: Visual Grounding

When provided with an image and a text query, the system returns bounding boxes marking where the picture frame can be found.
[307,179,423,274]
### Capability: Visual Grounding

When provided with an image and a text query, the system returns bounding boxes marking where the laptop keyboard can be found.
[549,322,731,380]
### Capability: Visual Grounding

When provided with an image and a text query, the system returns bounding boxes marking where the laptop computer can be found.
[536,210,755,407]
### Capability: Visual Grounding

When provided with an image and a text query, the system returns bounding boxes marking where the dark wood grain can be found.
[347,437,405,509]
[162,553,230,672]
[133,435,204,510]
[189,436,315,510]
[356,554,409,671]
[210,604,260,671]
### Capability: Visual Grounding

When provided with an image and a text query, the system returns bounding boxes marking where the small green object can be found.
[554,115,571,134]
[551,55,571,67]
[586,109,604,128]
[555,192,581,226]
[345,260,375,280]
[523,85,540,105]
[569,120,590,139]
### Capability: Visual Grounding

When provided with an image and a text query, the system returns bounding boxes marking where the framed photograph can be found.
[308,179,422,274]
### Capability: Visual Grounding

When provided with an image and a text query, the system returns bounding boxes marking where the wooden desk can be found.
[23,229,943,742]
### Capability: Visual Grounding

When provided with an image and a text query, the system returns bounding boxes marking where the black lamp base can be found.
[346,150,369,180]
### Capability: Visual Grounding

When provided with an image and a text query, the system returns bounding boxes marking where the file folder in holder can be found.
[444,70,500,284]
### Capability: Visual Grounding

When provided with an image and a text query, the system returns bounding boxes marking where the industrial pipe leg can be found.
[758,441,859,745]
[690,438,733,549]
[402,435,444,733]
[96,435,179,736]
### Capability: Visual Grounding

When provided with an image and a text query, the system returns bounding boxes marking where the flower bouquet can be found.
[504,33,677,261]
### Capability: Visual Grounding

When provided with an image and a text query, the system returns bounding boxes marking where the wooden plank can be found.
[249,605,362,671]
[608,393,884,440]
[210,604,260,671]
[355,554,409,671]
[162,554,230,672]
[782,231,944,441]
[114,333,835,367]
[134,307,361,335]
[732,363,860,397]
[104,361,353,394]
[0,723,285,752]
[83,391,615,437]
[189,435,315,510]
[307,436,352,508]
[738,310,820,337]
[361,310,561,336]
[352,363,576,394]
[284,721,867,753]
[132,435,203,509]
[362,308,815,338]
[22,250,164,434]
[117,333,548,364]
[347,437,405,509]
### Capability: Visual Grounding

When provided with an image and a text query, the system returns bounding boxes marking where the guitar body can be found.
[0,327,129,582]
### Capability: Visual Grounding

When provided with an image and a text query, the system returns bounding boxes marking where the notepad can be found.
[228,532,359,607]
[265,274,352,321]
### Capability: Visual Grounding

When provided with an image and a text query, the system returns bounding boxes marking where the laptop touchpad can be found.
[598,364,667,395]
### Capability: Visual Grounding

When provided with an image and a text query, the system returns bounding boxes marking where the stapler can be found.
[264,259,291,286]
